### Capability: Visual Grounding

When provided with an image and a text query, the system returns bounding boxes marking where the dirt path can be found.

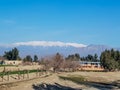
[0,73,85,90]
[0,72,120,90]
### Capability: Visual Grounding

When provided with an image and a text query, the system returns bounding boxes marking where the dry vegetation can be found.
[0,53,120,90]
[0,71,119,90]
[0,65,43,72]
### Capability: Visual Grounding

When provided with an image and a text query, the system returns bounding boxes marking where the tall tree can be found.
[34,55,38,62]
[3,47,20,60]
[12,48,19,60]
[87,54,94,61]
[51,53,64,72]
[66,53,80,61]
[100,49,120,71]
[23,55,32,62]
[94,53,98,62]
[75,53,80,61]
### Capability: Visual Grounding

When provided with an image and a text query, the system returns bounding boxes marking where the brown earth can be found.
[0,71,120,90]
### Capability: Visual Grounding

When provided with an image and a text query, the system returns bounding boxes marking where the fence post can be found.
[39,68,42,76]
[3,66,6,72]
[23,70,25,79]
[7,71,9,81]
[18,69,20,80]
[27,70,29,79]
[36,69,38,77]
[2,72,4,82]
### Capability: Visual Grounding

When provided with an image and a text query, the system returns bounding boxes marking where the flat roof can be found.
[79,61,101,64]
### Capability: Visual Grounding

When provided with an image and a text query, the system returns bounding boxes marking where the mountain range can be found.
[0,41,119,58]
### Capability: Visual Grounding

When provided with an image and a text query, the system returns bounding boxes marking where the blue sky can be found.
[0,0,120,47]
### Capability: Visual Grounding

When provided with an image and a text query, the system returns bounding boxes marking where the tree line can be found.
[39,53,80,72]
[1,47,120,71]
[100,49,120,71]
[2,48,38,62]
[81,54,99,62]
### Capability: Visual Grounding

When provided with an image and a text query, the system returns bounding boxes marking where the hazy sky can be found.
[0,0,120,47]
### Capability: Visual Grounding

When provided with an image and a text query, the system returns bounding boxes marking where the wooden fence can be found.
[0,68,49,82]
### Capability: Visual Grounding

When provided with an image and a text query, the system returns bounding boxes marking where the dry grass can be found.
[0,70,120,90]
[0,65,43,72]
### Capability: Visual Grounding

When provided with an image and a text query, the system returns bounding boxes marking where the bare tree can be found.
[51,53,64,72]
[39,58,51,71]
[39,53,80,72]
[64,59,80,72]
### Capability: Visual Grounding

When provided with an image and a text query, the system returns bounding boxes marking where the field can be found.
[0,70,120,90]
[0,65,43,72]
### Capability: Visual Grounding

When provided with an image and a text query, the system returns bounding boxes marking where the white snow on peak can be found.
[14,41,87,48]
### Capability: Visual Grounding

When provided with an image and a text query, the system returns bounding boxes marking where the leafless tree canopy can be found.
[39,53,80,72]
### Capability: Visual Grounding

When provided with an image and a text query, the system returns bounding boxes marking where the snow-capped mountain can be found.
[0,41,114,58]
